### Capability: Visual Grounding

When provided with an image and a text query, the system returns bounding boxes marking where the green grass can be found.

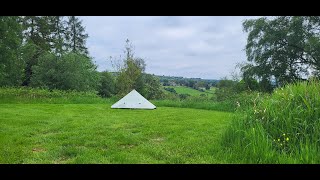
[222,80,320,163]
[164,86,215,98]
[0,87,116,104]
[0,103,232,164]
[153,99,235,112]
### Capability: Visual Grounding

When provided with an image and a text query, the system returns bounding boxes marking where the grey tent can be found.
[111,89,156,109]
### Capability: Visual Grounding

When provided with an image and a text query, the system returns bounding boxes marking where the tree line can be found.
[0,16,163,99]
[0,16,90,87]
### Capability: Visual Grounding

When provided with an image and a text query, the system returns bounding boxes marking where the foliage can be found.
[179,94,190,100]
[143,74,164,99]
[116,58,144,96]
[242,16,320,91]
[115,40,144,96]
[0,16,24,87]
[0,16,89,87]
[65,16,88,56]
[30,52,99,91]
[115,40,162,99]
[98,71,116,98]
[222,80,320,163]
[0,87,113,104]
[157,75,218,88]
[164,87,177,94]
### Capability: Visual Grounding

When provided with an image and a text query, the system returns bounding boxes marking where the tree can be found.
[50,16,67,56]
[242,16,320,91]
[143,74,163,99]
[65,16,88,55]
[162,79,169,86]
[116,58,144,96]
[215,78,238,102]
[205,83,210,90]
[21,16,51,86]
[116,39,145,96]
[0,16,24,86]
[98,71,115,98]
[31,52,99,91]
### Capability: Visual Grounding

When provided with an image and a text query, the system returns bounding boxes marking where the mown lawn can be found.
[0,104,232,164]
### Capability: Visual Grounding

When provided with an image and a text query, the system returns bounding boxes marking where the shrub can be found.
[98,71,115,98]
[179,93,190,100]
[30,52,100,92]
[164,87,177,94]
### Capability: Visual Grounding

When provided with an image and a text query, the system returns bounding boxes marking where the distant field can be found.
[0,103,232,163]
[164,86,215,97]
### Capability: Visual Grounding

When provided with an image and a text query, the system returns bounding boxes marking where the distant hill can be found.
[108,72,220,87]
[155,75,220,87]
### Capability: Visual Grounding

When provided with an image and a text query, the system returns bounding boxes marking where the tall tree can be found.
[242,16,320,90]
[116,39,145,96]
[21,16,53,86]
[0,16,24,86]
[66,16,88,55]
[50,16,67,56]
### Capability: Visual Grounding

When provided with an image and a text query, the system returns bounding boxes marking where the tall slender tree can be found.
[50,16,67,56]
[65,16,88,55]
[21,16,52,86]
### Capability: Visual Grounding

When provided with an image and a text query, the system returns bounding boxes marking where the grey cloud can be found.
[81,16,259,79]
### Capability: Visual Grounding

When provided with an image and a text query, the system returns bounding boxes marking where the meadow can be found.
[164,86,215,98]
[2,81,320,164]
[0,88,232,163]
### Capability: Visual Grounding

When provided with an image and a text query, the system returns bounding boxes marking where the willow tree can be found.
[242,16,320,91]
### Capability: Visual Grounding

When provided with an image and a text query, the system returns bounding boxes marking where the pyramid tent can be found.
[111,89,156,109]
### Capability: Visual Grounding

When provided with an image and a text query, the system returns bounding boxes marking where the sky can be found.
[81,16,259,80]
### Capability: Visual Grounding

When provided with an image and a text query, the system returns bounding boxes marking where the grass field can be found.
[164,86,215,97]
[0,103,232,163]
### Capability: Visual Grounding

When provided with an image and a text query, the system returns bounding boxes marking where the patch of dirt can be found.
[120,144,135,149]
[151,137,165,143]
[32,148,46,153]
[53,157,68,164]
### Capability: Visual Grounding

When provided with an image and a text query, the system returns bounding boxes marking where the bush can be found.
[30,52,100,92]
[164,87,177,94]
[98,71,115,98]
[222,80,320,163]
[179,93,190,100]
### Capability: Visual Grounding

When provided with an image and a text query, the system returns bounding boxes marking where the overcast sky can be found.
[81,16,259,79]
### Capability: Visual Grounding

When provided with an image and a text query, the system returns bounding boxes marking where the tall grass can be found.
[222,80,320,163]
[0,87,116,104]
[153,91,263,112]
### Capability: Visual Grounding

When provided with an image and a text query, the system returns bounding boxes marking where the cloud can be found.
[81,16,259,79]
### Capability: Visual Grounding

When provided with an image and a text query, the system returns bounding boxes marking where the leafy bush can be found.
[179,93,190,100]
[164,87,177,94]
[98,71,115,98]
[30,52,100,92]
